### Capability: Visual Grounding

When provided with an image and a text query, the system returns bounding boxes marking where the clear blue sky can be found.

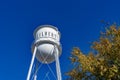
[0,0,120,80]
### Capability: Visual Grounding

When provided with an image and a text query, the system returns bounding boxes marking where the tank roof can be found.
[33,25,60,37]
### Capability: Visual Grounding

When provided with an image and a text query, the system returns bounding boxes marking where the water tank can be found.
[32,25,62,64]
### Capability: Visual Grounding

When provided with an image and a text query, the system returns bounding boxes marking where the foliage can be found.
[67,25,120,80]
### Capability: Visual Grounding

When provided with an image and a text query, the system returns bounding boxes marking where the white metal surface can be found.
[54,45,62,80]
[34,74,37,80]
[34,25,60,45]
[27,46,37,80]
[36,43,54,63]
[27,25,62,80]
[32,25,62,64]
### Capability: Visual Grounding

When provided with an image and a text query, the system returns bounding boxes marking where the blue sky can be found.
[0,0,120,80]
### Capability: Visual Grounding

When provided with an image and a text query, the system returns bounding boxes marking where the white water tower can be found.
[27,25,62,80]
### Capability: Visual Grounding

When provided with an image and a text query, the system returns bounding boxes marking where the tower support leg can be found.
[27,46,37,80]
[34,74,37,80]
[54,46,62,80]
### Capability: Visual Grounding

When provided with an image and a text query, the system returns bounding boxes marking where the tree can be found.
[67,25,120,80]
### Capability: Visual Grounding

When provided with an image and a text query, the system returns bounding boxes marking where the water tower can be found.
[27,25,62,80]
